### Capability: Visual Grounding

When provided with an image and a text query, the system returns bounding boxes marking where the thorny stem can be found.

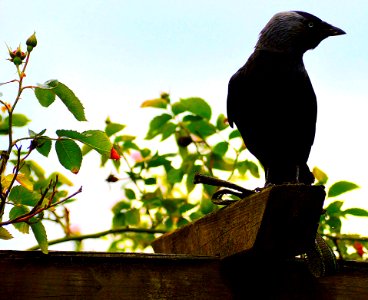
[0,52,32,216]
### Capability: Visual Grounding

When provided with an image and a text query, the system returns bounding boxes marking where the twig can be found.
[0,186,82,226]
[194,173,252,194]
[27,227,167,250]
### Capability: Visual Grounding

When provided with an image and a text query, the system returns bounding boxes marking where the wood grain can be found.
[152,184,326,258]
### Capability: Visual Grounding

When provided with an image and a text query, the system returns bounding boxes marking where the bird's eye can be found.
[308,22,314,28]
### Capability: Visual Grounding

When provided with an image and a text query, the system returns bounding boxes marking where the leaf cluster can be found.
[98,93,260,251]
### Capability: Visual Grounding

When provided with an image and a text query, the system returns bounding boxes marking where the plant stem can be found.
[27,227,167,250]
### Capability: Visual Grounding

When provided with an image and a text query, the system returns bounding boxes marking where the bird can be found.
[227,11,345,186]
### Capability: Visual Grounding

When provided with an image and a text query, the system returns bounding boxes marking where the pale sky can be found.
[1,1,368,250]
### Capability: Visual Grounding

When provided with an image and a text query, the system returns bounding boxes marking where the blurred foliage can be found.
[97,93,260,251]
[91,93,368,260]
[314,166,368,260]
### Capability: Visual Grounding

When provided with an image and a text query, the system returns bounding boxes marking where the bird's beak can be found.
[324,23,346,36]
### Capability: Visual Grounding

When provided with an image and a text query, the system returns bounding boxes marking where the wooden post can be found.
[152,184,326,258]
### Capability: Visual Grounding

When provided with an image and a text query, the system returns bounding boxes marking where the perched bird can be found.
[227,11,345,185]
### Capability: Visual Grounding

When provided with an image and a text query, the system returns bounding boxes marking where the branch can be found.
[27,227,167,250]
[322,233,368,242]
[0,186,82,226]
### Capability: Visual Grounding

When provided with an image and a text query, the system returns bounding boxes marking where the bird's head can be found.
[256,11,345,54]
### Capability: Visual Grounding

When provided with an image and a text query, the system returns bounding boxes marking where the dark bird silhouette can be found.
[227,11,345,185]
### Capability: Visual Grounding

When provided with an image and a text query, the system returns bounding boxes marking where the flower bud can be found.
[110,147,121,160]
[26,32,37,52]
[12,57,22,66]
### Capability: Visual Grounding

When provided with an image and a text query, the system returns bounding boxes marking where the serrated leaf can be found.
[56,130,112,155]
[344,208,368,217]
[0,227,13,240]
[36,138,52,157]
[145,113,172,140]
[141,98,168,109]
[34,87,56,107]
[53,82,86,121]
[328,181,359,198]
[105,123,126,137]
[180,97,211,120]
[31,221,48,254]
[10,205,30,233]
[55,139,82,174]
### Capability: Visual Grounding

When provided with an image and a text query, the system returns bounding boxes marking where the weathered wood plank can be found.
[0,251,231,300]
[152,185,325,258]
[1,251,368,299]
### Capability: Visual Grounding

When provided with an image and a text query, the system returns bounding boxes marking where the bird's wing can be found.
[226,50,317,164]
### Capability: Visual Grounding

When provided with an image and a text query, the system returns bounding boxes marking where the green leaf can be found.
[9,114,30,127]
[325,201,344,216]
[36,138,52,157]
[167,168,184,185]
[112,212,126,228]
[141,98,168,109]
[10,205,30,233]
[30,221,48,254]
[56,130,112,155]
[125,188,136,200]
[145,113,172,140]
[171,102,186,115]
[344,208,368,217]
[186,164,202,193]
[125,208,140,225]
[55,139,82,174]
[161,122,177,141]
[328,181,359,198]
[144,178,157,185]
[229,130,241,139]
[200,198,215,214]
[105,122,126,137]
[237,160,260,178]
[213,142,228,156]
[112,201,131,214]
[53,82,86,121]
[34,87,56,107]
[216,114,229,130]
[186,120,216,138]
[9,185,40,206]
[312,167,329,185]
[180,97,211,120]
[0,227,13,240]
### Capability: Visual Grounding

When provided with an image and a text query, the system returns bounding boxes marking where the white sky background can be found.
[1,1,368,250]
